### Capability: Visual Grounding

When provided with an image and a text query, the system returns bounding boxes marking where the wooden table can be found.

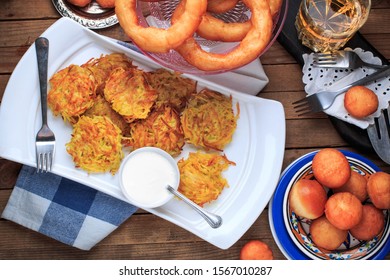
[0,0,389,260]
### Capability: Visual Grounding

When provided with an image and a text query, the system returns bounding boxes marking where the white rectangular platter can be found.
[0,18,286,249]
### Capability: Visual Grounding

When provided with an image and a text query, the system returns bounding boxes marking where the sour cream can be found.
[119,147,179,208]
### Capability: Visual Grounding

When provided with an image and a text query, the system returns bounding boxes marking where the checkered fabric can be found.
[1,165,137,250]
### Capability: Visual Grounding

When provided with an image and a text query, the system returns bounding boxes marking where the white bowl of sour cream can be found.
[119,147,180,208]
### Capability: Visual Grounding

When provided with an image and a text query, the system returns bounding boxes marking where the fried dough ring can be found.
[173,0,273,71]
[268,0,283,18]
[96,0,115,8]
[197,0,283,42]
[207,0,239,14]
[115,0,207,53]
[197,14,252,42]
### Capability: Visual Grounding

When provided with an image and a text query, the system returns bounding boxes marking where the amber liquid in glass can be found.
[295,0,370,52]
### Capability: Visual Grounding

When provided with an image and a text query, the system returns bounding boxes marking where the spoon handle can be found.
[167,185,222,229]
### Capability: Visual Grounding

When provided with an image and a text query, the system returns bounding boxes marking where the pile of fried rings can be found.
[115,0,283,72]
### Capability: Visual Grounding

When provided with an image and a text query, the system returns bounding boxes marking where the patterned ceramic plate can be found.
[269,150,390,260]
[52,0,117,29]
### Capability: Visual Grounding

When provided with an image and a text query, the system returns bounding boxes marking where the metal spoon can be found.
[166,185,222,229]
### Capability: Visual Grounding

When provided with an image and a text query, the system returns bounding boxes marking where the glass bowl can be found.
[269,150,390,260]
[133,0,288,75]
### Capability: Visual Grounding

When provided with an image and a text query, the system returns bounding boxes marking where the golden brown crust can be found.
[206,0,239,14]
[104,68,157,123]
[312,148,351,189]
[239,240,274,260]
[350,204,385,240]
[181,89,239,151]
[145,68,197,113]
[344,85,378,119]
[333,171,368,202]
[115,0,207,53]
[310,215,348,251]
[173,0,273,71]
[367,171,390,209]
[83,94,130,137]
[82,53,134,94]
[48,64,96,122]
[66,116,123,174]
[96,0,115,8]
[67,0,91,7]
[325,192,363,230]
[178,152,235,206]
[127,105,185,157]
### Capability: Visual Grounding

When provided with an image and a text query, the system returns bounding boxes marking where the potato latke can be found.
[178,151,235,206]
[83,53,134,94]
[83,94,129,137]
[145,68,197,112]
[48,64,96,122]
[104,68,157,123]
[66,116,123,175]
[181,88,239,151]
[127,105,185,157]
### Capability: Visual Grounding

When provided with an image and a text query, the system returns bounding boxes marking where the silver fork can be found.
[35,37,55,173]
[367,108,390,164]
[312,50,386,69]
[293,65,390,115]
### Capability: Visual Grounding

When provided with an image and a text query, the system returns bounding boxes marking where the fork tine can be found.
[292,97,309,106]
[313,59,337,64]
[36,151,53,173]
[292,97,314,115]
[296,108,315,116]
[48,152,53,172]
[37,153,43,173]
[313,53,336,59]
[44,153,49,172]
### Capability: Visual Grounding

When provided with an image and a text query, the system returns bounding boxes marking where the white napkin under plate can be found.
[302,48,390,129]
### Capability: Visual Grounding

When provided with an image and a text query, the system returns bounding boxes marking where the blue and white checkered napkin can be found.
[1,165,137,250]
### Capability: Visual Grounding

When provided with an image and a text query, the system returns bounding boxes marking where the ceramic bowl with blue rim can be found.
[269,150,390,260]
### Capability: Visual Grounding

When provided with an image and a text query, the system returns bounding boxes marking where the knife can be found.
[367,108,390,165]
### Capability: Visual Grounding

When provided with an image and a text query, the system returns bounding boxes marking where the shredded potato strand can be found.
[178,152,235,206]
[66,116,123,174]
[181,89,239,151]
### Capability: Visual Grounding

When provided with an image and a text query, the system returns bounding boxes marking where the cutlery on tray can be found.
[166,185,223,229]
[293,65,390,115]
[35,37,56,173]
[367,108,390,165]
[312,50,386,69]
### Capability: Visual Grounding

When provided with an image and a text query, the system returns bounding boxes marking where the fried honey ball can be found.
[104,68,157,123]
[127,105,185,157]
[344,85,378,119]
[310,215,348,251]
[325,192,363,230]
[145,68,197,113]
[66,116,123,175]
[367,171,390,209]
[312,148,351,189]
[350,204,385,241]
[181,89,239,151]
[333,170,368,202]
[239,240,274,260]
[48,64,96,122]
[178,151,235,206]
